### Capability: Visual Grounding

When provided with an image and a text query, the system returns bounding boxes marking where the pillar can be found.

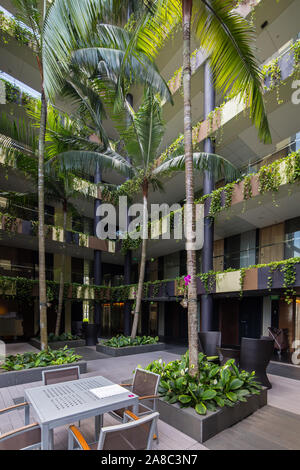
[94,164,102,332]
[201,61,215,331]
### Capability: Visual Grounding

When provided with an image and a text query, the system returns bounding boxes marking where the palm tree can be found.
[43,0,271,373]
[0,106,88,338]
[49,89,239,340]
[42,0,172,106]
[11,0,55,350]
[125,0,271,375]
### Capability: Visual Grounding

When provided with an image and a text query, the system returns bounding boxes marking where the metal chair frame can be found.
[0,403,41,450]
[68,411,159,451]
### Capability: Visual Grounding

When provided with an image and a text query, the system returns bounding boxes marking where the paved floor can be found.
[0,345,299,450]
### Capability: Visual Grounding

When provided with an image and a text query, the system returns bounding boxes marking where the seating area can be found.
[0,343,299,451]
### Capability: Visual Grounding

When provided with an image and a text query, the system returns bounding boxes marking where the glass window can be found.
[285,217,300,259]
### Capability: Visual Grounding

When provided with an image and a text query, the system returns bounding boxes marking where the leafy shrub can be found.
[48,332,80,342]
[143,352,262,415]
[1,346,82,371]
[103,335,159,348]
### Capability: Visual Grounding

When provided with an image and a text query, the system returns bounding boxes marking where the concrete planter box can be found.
[258,264,300,291]
[243,268,258,291]
[157,387,267,443]
[0,361,87,388]
[29,338,85,350]
[96,342,166,357]
[216,270,241,294]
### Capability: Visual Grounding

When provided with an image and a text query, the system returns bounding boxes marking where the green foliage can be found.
[262,58,283,105]
[103,335,159,348]
[1,346,82,371]
[120,234,142,255]
[0,10,34,47]
[258,161,282,195]
[144,352,262,415]
[243,174,253,200]
[47,332,80,342]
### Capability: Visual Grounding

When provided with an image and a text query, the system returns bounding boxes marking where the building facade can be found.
[0,0,300,358]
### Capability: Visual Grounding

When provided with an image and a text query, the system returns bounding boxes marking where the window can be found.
[224,230,257,270]
[285,217,300,259]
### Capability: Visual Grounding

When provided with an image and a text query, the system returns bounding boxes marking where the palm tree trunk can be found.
[182,0,198,376]
[55,200,67,336]
[38,86,48,351]
[130,180,148,339]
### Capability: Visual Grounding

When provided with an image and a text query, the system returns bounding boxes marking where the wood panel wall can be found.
[259,223,285,264]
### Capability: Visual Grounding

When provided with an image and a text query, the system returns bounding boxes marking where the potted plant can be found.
[82,318,98,346]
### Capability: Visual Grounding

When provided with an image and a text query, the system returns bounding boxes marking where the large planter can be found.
[157,387,267,443]
[198,331,221,357]
[240,337,274,389]
[29,338,85,351]
[96,342,166,357]
[0,361,87,389]
[83,323,99,346]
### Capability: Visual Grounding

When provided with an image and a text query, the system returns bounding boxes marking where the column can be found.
[201,61,215,331]
[94,164,102,333]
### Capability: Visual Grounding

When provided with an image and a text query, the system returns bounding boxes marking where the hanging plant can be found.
[199,271,215,295]
[262,58,283,105]
[121,234,142,255]
[281,261,296,304]
[258,162,281,195]
[243,174,253,200]
[239,268,247,298]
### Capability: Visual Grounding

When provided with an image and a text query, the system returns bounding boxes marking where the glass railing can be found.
[0,263,54,281]
[217,236,300,271]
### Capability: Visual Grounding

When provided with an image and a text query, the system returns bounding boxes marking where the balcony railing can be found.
[214,236,300,271]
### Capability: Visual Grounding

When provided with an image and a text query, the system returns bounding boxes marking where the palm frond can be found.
[192,0,271,143]
[123,90,165,169]
[154,151,240,182]
[46,149,135,180]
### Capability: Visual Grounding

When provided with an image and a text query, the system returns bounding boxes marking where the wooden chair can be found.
[42,365,80,385]
[0,403,40,450]
[111,368,160,441]
[42,365,81,428]
[68,411,159,450]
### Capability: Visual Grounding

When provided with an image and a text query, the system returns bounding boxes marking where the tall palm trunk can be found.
[131,179,148,339]
[38,86,48,350]
[182,0,198,376]
[55,200,67,336]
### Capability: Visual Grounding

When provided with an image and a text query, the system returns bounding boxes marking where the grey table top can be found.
[25,375,138,425]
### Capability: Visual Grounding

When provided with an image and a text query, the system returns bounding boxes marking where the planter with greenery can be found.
[96,335,165,357]
[140,352,266,443]
[29,333,85,350]
[0,347,86,388]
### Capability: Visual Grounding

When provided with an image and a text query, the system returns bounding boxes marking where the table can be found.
[25,375,138,450]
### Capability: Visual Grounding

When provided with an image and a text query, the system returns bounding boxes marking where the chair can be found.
[111,368,160,441]
[68,410,159,450]
[239,337,274,389]
[42,365,80,385]
[0,402,41,450]
[198,331,221,357]
[42,365,82,429]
